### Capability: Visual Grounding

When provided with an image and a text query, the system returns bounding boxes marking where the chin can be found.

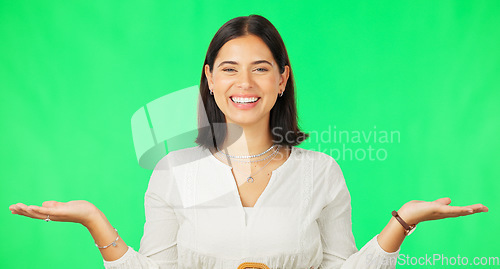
[226,116,260,126]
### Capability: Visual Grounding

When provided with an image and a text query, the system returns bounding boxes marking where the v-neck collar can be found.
[203,145,297,209]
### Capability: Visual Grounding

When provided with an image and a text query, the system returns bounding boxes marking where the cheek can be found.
[214,95,228,107]
[219,77,234,85]
[260,82,279,101]
[256,77,279,90]
[213,74,234,85]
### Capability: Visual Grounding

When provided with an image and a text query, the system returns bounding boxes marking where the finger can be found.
[14,205,43,219]
[11,203,39,216]
[12,204,29,215]
[464,204,489,213]
[29,205,57,216]
[424,204,487,222]
[10,205,21,215]
[14,203,31,214]
[15,203,28,210]
[438,205,474,215]
[26,207,52,220]
[9,204,20,213]
[435,197,452,205]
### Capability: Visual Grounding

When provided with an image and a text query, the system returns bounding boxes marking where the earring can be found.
[209,89,214,95]
[279,91,284,97]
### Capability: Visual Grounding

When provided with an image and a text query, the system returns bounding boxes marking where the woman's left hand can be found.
[397,197,488,225]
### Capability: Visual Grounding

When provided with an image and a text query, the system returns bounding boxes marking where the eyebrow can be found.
[217,60,273,68]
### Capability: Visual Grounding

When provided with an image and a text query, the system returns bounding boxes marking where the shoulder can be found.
[148,146,205,195]
[293,146,340,169]
[293,147,344,185]
[154,145,206,170]
[293,147,348,206]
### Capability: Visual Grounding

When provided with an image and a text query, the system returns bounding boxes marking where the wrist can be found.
[82,208,107,230]
[397,208,418,226]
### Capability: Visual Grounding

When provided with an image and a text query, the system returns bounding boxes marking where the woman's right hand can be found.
[9,200,101,228]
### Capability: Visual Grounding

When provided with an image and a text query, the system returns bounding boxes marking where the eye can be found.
[255,67,269,72]
[222,68,236,72]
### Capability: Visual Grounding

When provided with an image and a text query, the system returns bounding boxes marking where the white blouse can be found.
[103,145,400,269]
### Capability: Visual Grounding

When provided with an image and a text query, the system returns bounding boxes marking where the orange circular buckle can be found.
[237,262,270,269]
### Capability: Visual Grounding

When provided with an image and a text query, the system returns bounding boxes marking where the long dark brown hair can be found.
[195,14,309,151]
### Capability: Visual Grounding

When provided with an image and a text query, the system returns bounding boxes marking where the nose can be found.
[236,69,253,89]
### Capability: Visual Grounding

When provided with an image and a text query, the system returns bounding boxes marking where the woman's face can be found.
[205,34,289,128]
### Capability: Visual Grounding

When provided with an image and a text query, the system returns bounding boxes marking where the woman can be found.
[9,15,488,269]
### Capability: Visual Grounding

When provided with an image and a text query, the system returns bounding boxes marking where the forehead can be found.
[215,35,274,62]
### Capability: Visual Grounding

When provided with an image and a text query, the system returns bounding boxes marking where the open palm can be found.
[9,200,99,227]
[398,197,488,225]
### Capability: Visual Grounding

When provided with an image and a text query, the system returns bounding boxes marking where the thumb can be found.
[435,197,452,205]
[42,201,62,208]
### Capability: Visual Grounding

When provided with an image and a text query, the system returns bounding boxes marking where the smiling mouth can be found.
[230,96,260,104]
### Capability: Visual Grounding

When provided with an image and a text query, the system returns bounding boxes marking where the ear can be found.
[205,64,214,90]
[279,65,290,93]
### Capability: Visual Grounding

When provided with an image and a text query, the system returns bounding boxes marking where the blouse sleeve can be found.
[318,161,400,269]
[103,156,179,269]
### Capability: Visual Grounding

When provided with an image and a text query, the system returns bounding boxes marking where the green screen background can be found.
[1,1,499,268]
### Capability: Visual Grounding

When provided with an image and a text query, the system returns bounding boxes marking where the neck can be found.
[219,119,274,157]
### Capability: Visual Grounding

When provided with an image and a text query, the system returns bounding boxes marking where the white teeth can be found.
[231,97,259,104]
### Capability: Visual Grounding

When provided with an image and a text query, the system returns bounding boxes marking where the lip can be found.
[230,94,260,98]
[229,96,260,110]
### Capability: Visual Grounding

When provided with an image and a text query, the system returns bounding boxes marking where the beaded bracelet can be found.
[95,228,120,249]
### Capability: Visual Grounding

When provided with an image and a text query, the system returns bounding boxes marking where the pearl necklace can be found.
[215,145,280,163]
[216,144,277,159]
[229,145,282,183]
